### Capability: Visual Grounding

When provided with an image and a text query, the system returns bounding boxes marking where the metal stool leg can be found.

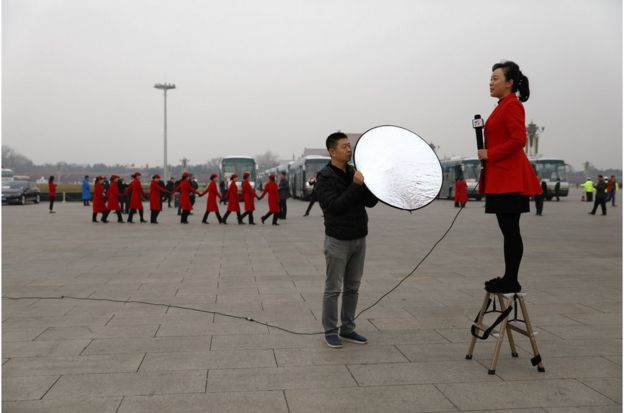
[487,294,511,374]
[516,296,545,372]
[466,291,491,360]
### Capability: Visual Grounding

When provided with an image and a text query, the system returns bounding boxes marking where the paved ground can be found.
[2,189,621,412]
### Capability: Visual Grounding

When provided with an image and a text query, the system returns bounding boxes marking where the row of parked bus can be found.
[439,156,570,201]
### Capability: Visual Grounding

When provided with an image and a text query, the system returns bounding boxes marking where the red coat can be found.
[242,179,255,212]
[202,181,221,212]
[478,93,541,196]
[172,179,199,211]
[454,180,468,203]
[48,182,57,197]
[107,181,122,211]
[260,180,280,213]
[226,181,240,212]
[149,180,168,211]
[92,182,107,213]
[129,178,145,210]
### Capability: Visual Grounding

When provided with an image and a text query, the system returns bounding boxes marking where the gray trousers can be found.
[322,236,366,335]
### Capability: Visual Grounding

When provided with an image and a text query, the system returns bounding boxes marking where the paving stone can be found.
[275,345,409,366]
[35,324,160,340]
[2,375,59,401]
[44,370,206,398]
[118,391,288,413]
[2,339,91,357]
[2,397,122,413]
[207,365,356,392]
[436,379,614,410]
[139,349,277,371]
[3,354,144,377]
[490,356,621,380]
[348,360,502,386]
[579,377,622,404]
[286,384,455,412]
[81,336,213,355]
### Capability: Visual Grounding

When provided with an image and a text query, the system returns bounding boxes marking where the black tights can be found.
[496,213,523,282]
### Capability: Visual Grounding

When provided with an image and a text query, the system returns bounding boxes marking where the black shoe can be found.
[249,222,256,225]
[588,212,595,215]
[486,278,521,293]
[140,220,147,223]
[485,277,501,286]
[261,216,266,224]
[303,213,308,217]
[272,222,280,226]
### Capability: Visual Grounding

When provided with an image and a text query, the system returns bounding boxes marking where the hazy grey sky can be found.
[3,0,622,170]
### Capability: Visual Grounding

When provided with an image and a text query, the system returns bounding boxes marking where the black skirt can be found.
[485,193,530,214]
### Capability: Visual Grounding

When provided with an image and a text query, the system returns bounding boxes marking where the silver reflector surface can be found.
[353,125,442,211]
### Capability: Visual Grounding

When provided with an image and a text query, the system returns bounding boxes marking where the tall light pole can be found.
[154,82,176,182]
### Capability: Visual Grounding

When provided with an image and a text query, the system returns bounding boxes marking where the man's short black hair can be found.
[326,131,348,150]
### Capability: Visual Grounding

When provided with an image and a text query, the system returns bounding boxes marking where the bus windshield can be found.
[222,158,256,180]
[534,160,566,181]
[462,160,481,181]
[305,159,328,178]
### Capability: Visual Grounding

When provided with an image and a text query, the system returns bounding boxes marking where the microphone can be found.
[472,114,484,150]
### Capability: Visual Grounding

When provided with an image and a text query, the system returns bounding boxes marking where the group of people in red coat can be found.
[87,170,283,226]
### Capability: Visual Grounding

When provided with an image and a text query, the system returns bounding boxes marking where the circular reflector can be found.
[353,125,442,211]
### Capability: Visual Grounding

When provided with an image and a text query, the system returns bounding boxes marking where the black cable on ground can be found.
[4,206,464,336]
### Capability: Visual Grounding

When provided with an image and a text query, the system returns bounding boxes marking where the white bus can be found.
[288,155,330,199]
[439,157,483,200]
[219,156,257,200]
[2,168,15,181]
[530,156,570,199]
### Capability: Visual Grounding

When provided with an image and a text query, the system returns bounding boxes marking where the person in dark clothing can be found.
[589,175,608,216]
[534,179,546,216]
[303,177,317,217]
[315,131,378,349]
[119,178,130,214]
[278,171,289,219]
[554,178,561,201]
[165,177,175,207]
[606,175,617,207]
[219,179,228,205]
[189,175,199,213]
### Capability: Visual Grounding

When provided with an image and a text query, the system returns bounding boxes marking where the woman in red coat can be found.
[239,171,257,225]
[478,61,541,293]
[171,172,201,224]
[222,174,244,224]
[259,174,280,226]
[92,176,110,223]
[149,174,169,224]
[128,172,147,223]
[47,176,57,214]
[454,178,468,208]
[107,175,125,223]
[201,173,223,224]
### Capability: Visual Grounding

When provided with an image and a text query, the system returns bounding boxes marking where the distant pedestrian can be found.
[201,173,223,224]
[589,175,607,216]
[222,174,244,224]
[454,178,468,208]
[534,179,546,216]
[165,177,175,207]
[582,178,594,202]
[127,172,147,223]
[118,178,130,214]
[171,172,201,224]
[259,174,280,225]
[278,171,289,219]
[92,176,110,223]
[219,179,228,205]
[149,174,169,224]
[190,175,199,212]
[606,175,617,207]
[239,172,257,225]
[303,177,318,217]
[82,175,91,206]
[107,175,125,223]
[48,176,57,214]
[554,178,561,201]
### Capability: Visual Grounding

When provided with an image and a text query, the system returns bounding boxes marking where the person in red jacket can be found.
[171,172,201,224]
[222,174,244,224]
[92,176,110,223]
[454,178,468,208]
[239,171,257,225]
[201,173,223,224]
[107,175,125,223]
[478,61,542,294]
[47,176,57,214]
[127,172,147,223]
[149,174,169,224]
[258,174,281,226]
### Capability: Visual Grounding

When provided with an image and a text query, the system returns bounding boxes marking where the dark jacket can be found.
[279,178,290,200]
[595,181,607,199]
[315,163,378,240]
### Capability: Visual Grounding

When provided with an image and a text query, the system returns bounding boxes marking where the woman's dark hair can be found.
[492,61,530,102]
[48,176,54,183]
